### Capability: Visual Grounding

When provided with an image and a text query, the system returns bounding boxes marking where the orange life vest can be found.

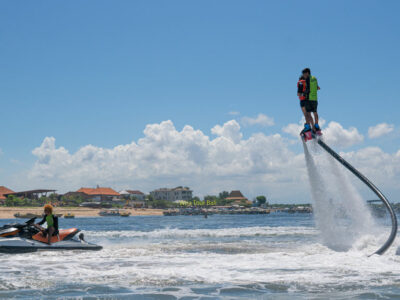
[297,78,307,101]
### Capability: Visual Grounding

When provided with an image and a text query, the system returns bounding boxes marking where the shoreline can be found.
[0,207,164,219]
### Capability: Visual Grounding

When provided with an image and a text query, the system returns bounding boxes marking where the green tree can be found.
[152,199,170,209]
[256,195,268,206]
[240,199,252,208]
[219,191,229,200]
[204,195,218,206]
[5,195,16,206]
[49,193,58,201]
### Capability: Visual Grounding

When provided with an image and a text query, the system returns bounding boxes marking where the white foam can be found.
[85,226,318,239]
[1,235,400,292]
[303,140,385,252]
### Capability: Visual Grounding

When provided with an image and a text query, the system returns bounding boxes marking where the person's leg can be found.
[308,112,314,128]
[41,228,48,238]
[313,112,319,125]
[301,106,308,120]
[312,102,319,130]
[48,227,54,244]
[304,101,313,128]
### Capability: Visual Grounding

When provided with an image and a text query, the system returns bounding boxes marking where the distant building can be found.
[150,186,193,202]
[64,187,120,202]
[3,189,56,200]
[119,190,145,201]
[0,186,14,204]
[119,190,146,208]
[226,190,252,206]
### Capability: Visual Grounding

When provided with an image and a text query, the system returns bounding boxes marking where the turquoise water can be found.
[0,214,399,299]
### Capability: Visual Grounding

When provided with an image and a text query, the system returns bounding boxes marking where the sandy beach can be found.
[0,207,164,219]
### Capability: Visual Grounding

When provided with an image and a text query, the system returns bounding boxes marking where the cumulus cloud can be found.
[27,120,307,200]
[368,123,394,139]
[19,119,400,203]
[241,113,274,127]
[341,147,400,193]
[282,121,304,137]
[323,122,364,148]
[211,120,243,143]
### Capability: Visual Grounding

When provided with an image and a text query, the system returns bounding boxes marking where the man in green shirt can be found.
[34,204,59,244]
[302,68,321,133]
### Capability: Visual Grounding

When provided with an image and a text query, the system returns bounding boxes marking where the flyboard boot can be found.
[314,123,322,135]
[300,123,313,142]
[313,123,322,138]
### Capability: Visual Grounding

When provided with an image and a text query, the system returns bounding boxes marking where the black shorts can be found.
[305,101,318,113]
[299,100,306,108]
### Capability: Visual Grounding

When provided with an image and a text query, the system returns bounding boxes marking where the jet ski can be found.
[0,218,102,253]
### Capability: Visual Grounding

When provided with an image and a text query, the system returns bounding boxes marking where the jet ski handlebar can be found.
[25,217,36,225]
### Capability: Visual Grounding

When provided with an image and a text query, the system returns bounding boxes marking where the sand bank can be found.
[0,207,164,219]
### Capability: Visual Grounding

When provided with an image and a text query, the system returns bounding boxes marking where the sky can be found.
[0,1,399,203]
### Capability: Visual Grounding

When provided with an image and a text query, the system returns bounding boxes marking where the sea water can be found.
[0,214,399,299]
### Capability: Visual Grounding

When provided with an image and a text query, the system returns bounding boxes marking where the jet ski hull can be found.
[0,237,102,254]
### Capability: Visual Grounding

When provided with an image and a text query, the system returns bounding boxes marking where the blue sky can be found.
[0,1,399,202]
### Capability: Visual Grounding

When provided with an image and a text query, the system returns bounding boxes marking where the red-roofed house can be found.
[63,187,120,204]
[225,190,252,206]
[0,186,14,203]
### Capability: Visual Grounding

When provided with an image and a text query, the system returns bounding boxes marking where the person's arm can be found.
[297,81,303,95]
[37,216,46,226]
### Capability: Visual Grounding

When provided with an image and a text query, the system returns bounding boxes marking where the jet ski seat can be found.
[32,228,80,244]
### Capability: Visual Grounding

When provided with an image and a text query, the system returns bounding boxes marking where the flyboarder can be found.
[297,68,321,139]
[297,72,312,133]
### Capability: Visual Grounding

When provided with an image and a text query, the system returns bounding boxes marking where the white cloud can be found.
[16,119,400,203]
[341,147,400,191]
[26,120,307,201]
[368,123,394,139]
[211,120,243,143]
[282,121,304,138]
[241,114,274,127]
[323,121,364,148]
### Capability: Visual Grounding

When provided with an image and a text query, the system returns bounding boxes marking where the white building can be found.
[119,190,146,201]
[150,186,192,202]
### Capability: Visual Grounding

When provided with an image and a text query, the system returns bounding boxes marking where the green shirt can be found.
[46,214,54,227]
[309,76,318,101]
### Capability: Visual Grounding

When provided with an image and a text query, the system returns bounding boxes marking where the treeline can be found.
[3,191,270,209]
[145,192,269,209]
[4,194,84,207]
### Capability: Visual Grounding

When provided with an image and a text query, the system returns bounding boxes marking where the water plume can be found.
[303,140,377,251]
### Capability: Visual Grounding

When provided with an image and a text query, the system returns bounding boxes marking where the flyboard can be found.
[301,130,398,255]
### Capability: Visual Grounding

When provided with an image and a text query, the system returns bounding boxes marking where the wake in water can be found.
[303,140,380,252]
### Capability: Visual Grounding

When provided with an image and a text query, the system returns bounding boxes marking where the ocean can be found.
[0,214,399,299]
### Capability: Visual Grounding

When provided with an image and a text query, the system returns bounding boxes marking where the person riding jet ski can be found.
[0,216,102,253]
[34,204,58,245]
